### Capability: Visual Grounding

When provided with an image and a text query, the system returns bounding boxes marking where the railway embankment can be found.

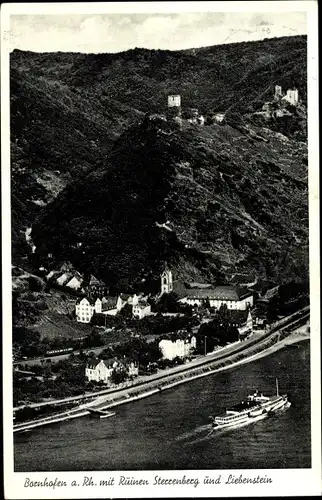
[13,309,309,433]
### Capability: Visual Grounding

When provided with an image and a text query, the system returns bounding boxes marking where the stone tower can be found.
[160,263,173,295]
[284,89,299,106]
[167,95,181,119]
[168,94,181,108]
[275,85,282,98]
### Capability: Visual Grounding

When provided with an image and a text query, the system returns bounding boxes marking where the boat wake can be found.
[272,401,291,413]
[175,424,213,443]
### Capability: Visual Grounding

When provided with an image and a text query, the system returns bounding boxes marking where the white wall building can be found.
[179,285,253,310]
[100,294,131,316]
[159,335,197,360]
[75,297,102,323]
[56,272,72,286]
[66,276,83,290]
[76,294,140,319]
[85,358,139,384]
[132,301,152,319]
[282,89,299,106]
[85,359,117,383]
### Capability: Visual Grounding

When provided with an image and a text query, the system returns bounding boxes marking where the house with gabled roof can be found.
[85,357,138,384]
[66,272,83,291]
[56,272,74,287]
[159,332,197,360]
[179,285,253,310]
[75,297,103,323]
[132,298,151,319]
[87,274,107,296]
[222,309,253,340]
[101,295,130,316]
[85,358,118,383]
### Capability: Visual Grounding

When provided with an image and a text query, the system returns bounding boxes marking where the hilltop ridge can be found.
[31,111,308,292]
[11,35,308,289]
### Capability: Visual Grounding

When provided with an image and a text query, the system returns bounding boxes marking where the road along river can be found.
[14,338,310,471]
[13,311,309,435]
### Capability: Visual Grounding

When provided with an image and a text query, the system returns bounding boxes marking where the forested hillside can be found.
[11,35,308,290]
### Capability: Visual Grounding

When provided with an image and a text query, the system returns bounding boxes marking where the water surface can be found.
[14,341,310,470]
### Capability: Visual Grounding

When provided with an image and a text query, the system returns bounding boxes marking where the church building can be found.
[160,264,173,295]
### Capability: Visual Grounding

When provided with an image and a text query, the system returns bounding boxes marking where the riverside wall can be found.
[13,312,309,433]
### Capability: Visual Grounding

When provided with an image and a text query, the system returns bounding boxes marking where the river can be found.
[14,340,310,471]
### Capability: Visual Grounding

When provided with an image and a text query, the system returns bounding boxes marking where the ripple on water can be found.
[14,341,310,471]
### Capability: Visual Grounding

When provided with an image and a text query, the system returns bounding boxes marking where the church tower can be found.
[160,263,173,295]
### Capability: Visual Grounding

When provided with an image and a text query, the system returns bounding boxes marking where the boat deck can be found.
[227,400,259,412]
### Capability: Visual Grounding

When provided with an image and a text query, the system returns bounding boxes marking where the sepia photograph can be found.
[1,1,320,498]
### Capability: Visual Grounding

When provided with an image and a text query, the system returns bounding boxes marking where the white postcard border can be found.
[1,1,320,498]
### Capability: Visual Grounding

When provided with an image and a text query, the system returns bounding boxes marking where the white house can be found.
[56,272,74,286]
[75,297,102,323]
[85,358,139,384]
[159,335,197,360]
[100,296,121,316]
[101,294,137,316]
[132,300,152,319]
[66,275,83,290]
[85,358,118,383]
[123,358,139,378]
[179,285,253,310]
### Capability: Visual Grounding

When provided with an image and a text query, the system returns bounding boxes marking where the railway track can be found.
[13,307,309,431]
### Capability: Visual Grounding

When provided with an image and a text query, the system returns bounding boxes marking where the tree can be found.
[28,276,43,292]
[267,295,280,322]
[83,331,103,348]
[155,292,181,313]
[118,303,133,319]
[91,312,106,326]
[111,367,128,385]
[99,346,114,359]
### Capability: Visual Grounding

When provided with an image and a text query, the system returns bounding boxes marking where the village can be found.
[13,83,305,404]
[17,261,261,391]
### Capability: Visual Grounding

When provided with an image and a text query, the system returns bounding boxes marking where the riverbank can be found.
[14,320,309,432]
[14,329,310,433]
[13,313,309,432]
[243,322,310,364]
[95,322,310,411]
[14,339,311,473]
